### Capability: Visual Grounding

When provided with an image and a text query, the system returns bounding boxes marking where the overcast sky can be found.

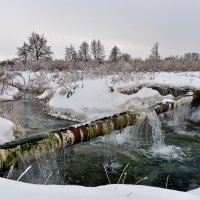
[0,0,200,60]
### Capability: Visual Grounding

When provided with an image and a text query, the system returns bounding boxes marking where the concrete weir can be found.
[0,94,196,171]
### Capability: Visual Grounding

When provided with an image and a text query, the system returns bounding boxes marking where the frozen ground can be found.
[0,117,15,145]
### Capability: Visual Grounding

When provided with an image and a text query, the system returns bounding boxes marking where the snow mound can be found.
[0,117,15,144]
[0,85,19,101]
[36,89,51,100]
[48,79,165,121]
[0,178,199,200]
[0,95,14,101]
[186,91,194,96]
[189,188,200,196]
[133,87,160,98]
[160,98,175,104]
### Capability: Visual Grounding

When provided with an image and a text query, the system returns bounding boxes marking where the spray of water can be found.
[147,111,185,159]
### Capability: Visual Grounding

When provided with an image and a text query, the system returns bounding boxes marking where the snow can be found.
[189,188,200,196]
[0,94,14,101]
[9,71,200,121]
[0,85,19,102]
[0,117,15,145]
[160,98,175,104]
[186,91,194,96]
[46,72,200,121]
[35,89,51,100]
[0,177,199,200]
[48,80,166,121]
[140,72,200,89]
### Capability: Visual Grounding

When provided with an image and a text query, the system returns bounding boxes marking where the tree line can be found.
[1,31,200,72]
[16,31,136,65]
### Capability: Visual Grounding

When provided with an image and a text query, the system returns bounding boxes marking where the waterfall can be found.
[160,98,192,135]
[147,111,185,159]
[146,111,164,148]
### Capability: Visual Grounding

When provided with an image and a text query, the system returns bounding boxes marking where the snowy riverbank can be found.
[11,71,200,122]
[0,117,15,145]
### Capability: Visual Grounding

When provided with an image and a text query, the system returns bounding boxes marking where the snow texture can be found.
[35,89,51,100]
[0,117,15,144]
[0,178,199,200]
[0,85,19,101]
[10,71,200,121]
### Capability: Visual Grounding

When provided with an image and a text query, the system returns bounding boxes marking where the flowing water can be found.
[2,91,75,135]
[2,91,200,191]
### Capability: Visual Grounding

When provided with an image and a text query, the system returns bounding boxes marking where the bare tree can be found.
[27,32,53,60]
[91,39,105,62]
[78,41,90,62]
[17,42,29,65]
[65,45,77,61]
[109,45,121,62]
[184,52,199,61]
[149,42,160,60]
[121,53,132,63]
[0,71,9,95]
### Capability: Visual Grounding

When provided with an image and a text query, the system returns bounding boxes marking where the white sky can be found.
[0,0,200,60]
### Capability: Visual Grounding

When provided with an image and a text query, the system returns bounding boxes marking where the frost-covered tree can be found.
[65,45,77,61]
[109,45,121,62]
[78,41,90,62]
[27,32,53,60]
[17,42,29,65]
[184,52,199,61]
[91,39,105,62]
[149,42,160,60]
[17,32,53,61]
[121,53,132,63]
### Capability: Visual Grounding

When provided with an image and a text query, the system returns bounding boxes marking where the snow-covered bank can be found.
[0,85,19,101]
[0,177,199,200]
[0,117,15,144]
[47,72,200,121]
[35,89,51,100]
[48,80,171,121]
[9,71,200,121]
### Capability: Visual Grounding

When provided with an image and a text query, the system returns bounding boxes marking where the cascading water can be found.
[146,111,164,148]
[145,111,185,159]
[160,97,197,137]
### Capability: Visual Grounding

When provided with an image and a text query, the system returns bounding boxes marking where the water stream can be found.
[2,91,200,191]
[2,91,75,136]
